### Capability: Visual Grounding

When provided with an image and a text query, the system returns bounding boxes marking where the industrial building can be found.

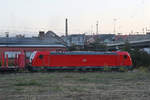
[0,31,66,66]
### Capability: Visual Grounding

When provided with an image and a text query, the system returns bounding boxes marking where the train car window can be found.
[39,55,43,59]
[123,55,128,59]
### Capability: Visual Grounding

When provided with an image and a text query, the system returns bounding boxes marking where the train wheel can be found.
[27,66,36,72]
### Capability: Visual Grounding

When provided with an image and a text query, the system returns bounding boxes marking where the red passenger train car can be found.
[29,51,132,70]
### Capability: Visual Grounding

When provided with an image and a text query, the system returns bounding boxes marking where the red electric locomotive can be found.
[29,51,132,71]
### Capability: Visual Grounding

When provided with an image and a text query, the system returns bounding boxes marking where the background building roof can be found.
[0,31,66,47]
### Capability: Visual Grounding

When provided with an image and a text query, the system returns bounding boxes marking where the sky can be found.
[0,0,150,36]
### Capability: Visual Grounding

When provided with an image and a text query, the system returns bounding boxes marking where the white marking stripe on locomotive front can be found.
[29,51,37,63]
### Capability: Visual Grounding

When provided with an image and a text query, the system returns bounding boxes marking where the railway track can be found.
[0,66,129,73]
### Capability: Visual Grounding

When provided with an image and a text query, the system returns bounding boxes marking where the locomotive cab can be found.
[117,51,132,69]
[30,51,50,67]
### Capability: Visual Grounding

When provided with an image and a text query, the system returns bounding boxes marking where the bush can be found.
[138,67,150,73]
[119,67,128,72]
[122,41,150,69]
[103,66,111,72]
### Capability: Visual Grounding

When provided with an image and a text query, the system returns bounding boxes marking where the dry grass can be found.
[0,72,150,100]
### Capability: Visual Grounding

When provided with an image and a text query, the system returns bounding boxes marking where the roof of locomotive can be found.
[50,51,118,55]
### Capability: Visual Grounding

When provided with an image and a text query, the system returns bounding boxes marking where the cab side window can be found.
[123,55,128,59]
[39,55,43,59]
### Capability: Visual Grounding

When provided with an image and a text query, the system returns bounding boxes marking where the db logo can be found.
[82,59,87,62]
